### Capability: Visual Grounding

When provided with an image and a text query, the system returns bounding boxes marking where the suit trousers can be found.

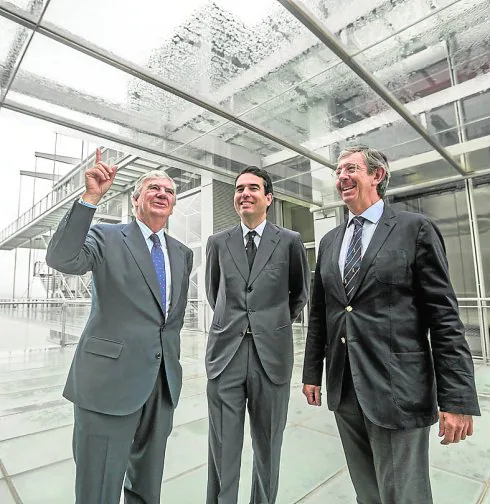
[72,367,174,504]
[206,334,290,504]
[335,358,432,504]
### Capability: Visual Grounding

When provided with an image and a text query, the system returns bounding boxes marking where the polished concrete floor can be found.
[0,314,489,503]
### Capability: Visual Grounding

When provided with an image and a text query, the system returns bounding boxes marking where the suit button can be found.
[248,309,254,314]
[155,352,161,360]
[247,286,253,292]
[341,337,346,344]
[345,306,353,312]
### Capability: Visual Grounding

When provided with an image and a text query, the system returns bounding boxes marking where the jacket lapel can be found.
[165,233,185,320]
[225,225,249,283]
[331,223,349,303]
[248,222,280,285]
[349,205,397,301]
[121,221,164,315]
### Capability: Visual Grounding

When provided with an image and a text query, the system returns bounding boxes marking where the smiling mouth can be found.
[341,185,356,192]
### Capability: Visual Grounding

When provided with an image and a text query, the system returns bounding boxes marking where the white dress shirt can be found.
[136,219,172,317]
[339,199,385,279]
[241,219,267,249]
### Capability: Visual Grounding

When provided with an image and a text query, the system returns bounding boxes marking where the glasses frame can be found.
[332,163,365,179]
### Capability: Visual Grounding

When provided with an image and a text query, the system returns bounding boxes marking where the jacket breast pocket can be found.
[374,250,408,284]
[264,261,287,271]
[84,337,123,359]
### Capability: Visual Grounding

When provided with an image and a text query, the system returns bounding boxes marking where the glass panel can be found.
[473,179,490,298]
[463,91,490,142]
[330,117,433,164]
[175,121,283,164]
[458,301,483,358]
[390,182,477,298]
[43,0,326,109]
[282,201,314,243]
[235,66,389,147]
[426,103,459,147]
[269,156,316,204]
[450,2,490,84]
[388,158,457,190]
[0,16,33,96]
[9,32,229,152]
[307,0,460,54]
[342,0,488,111]
[5,0,47,19]
[168,190,202,245]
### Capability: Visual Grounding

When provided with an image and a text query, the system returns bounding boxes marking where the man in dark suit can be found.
[302,145,480,503]
[46,148,193,504]
[205,167,310,503]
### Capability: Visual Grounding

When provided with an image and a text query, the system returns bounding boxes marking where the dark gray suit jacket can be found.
[205,222,310,384]
[46,202,193,415]
[303,205,480,429]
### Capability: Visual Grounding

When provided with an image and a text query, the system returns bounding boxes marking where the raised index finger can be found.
[95,147,102,164]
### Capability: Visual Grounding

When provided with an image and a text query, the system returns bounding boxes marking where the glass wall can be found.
[387,179,488,359]
[389,183,477,298]
[473,178,490,298]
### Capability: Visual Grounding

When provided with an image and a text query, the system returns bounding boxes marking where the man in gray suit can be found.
[205,166,310,503]
[46,148,193,504]
[303,145,480,503]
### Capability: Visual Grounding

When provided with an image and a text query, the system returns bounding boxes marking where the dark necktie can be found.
[343,216,365,300]
[149,233,167,315]
[245,230,257,272]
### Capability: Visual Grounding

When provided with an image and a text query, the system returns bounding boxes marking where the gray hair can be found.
[131,170,177,200]
[337,145,390,197]
[131,170,177,216]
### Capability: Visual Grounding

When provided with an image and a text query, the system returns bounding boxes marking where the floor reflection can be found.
[0,319,489,503]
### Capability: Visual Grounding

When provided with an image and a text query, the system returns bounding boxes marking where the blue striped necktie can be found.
[343,216,365,300]
[150,233,167,315]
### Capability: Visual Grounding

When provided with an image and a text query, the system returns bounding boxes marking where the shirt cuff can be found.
[78,197,97,209]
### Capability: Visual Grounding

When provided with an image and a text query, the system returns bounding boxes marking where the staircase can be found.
[35,261,92,299]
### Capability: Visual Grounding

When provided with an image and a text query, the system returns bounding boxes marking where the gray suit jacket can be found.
[205,222,310,384]
[46,202,193,416]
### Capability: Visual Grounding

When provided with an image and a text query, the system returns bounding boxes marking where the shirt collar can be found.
[136,218,166,246]
[241,219,267,238]
[348,199,384,226]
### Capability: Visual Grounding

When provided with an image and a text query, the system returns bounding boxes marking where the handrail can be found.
[0,147,123,244]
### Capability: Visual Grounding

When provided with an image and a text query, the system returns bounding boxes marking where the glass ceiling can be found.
[0,0,489,210]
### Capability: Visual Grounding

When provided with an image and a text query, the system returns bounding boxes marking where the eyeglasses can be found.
[332,163,364,179]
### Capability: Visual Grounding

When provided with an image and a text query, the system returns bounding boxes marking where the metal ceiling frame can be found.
[2,98,316,209]
[0,0,51,105]
[0,1,336,169]
[276,0,466,176]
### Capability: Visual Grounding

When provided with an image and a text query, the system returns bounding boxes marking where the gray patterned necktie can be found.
[343,216,365,300]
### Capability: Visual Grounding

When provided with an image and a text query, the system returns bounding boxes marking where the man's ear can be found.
[266,193,273,207]
[374,167,386,186]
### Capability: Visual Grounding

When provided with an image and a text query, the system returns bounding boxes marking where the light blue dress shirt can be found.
[79,197,97,209]
[339,199,385,279]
